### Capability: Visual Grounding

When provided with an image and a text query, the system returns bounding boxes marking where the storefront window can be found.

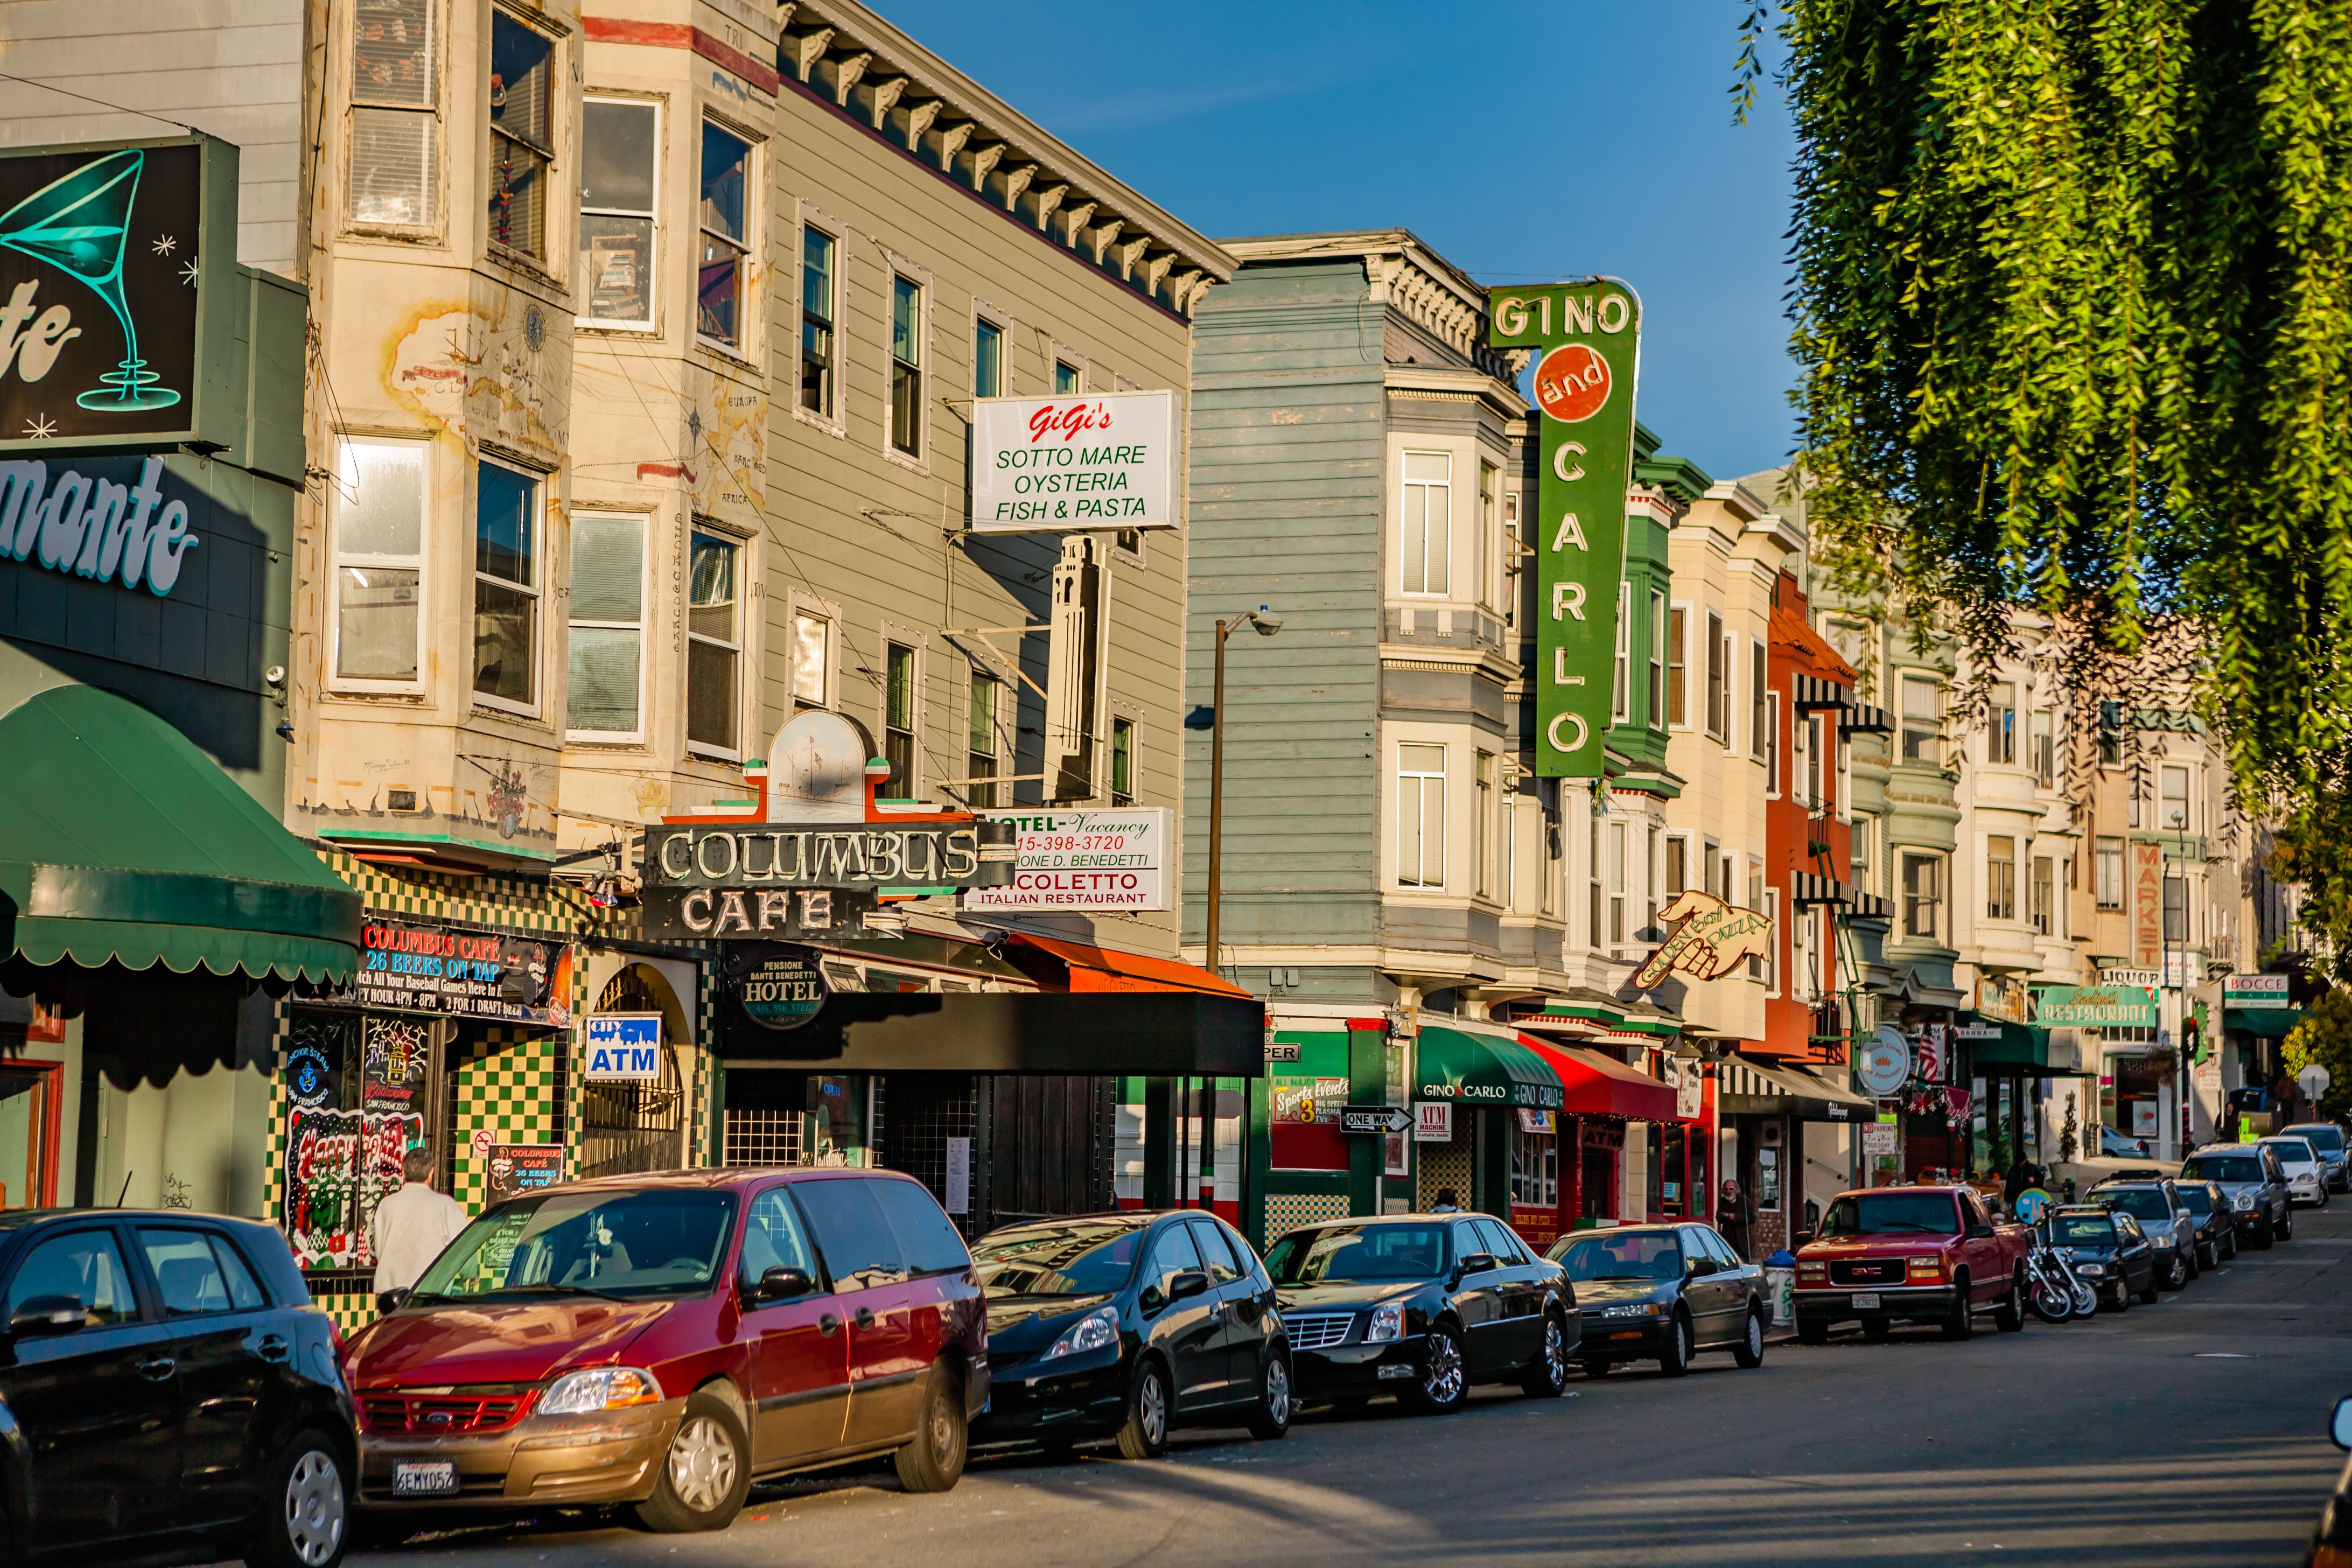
[281,1010,432,1276]
[1510,1123,1557,1209]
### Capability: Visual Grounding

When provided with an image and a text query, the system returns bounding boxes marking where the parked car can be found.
[1792,1186,2032,1342]
[0,1208,355,1568]
[1545,1222,1767,1377]
[2047,1204,2160,1310]
[2262,1135,2329,1208]
[1264,1212,1576,1414]
[344,1169,985,1537]
[2282,1123,2351,1195]
[970,1210,1289,1460]
[2307,1394,2352,1567]
[2180,1144,2293,1247]
[2174,1179,2241,1270]
[2090,1178,2199,1287]
[2101,1125,2159,1159]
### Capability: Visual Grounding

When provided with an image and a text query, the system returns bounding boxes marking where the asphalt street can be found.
[336,1201,2352,1568]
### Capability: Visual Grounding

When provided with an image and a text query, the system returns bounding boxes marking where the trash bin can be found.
[1763,1248,1797,1326]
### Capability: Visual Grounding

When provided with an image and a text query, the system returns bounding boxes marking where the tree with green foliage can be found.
[2284,988,2352,1119]
[1742,1,2352,961]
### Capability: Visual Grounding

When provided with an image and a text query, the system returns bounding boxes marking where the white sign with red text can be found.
[964,809,1171,912]
[970,390,1178,533]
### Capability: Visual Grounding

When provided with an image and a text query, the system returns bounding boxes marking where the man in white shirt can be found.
[370,1146,468,1295]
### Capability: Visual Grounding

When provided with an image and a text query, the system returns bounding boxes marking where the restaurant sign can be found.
[639,818,1014,938]
[2224,974,2292,1009]
[2033,984,2158,1028]
[965,808,1171,912]
[1632,890,1772,989]
[352,920,573,1026]
[969,390,1177,533]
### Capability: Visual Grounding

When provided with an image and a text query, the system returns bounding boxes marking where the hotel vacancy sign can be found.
[965,809,1172,912]
[1489,280,1642,778]
[970,390,1177,533]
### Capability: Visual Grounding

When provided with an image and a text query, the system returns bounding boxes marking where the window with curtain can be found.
[1705,611,1727,739]
[486,11,554,258]
[789,610,829,710]
[333,438,426,684]
[1987,835,2017,921]
[800,227,836,414]
[1111,718,1136,807]
[1902,852,1943,940]
[2031,855,2056,936]
[1900,675,1941,764]
[578,99,656,326]
[1397,744,1446,888]
[2096,836,2126,908]
[687,531,739,753]
[698,123,751,346]
[1475,752,1497,899]
[1668,606,1688,726]
[349,0,438,228]
[973,316,1003,397]
[1399,452,1450,596]
[473,460,539,706]
[885,643,916,791]
[565,514,643,736]
[1987,682,2018,765]
[966,674,999,808]
[890,276,923,456]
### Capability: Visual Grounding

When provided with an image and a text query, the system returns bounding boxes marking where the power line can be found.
[0,72,199,135]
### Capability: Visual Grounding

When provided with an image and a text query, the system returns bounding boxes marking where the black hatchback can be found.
[1265,1212,1577,1414]
[972,1210,1291,1460]
[0,1209,356,1568]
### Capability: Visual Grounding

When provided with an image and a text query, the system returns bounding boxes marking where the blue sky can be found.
[877,2,1799,481]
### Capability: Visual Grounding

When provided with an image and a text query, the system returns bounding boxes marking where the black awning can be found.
[1793,674,1853,712]
[1841,703,1892,734]
[712,988,1268,1076]
[1791,871,1855,906]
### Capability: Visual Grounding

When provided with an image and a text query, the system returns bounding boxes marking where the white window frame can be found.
[1396,741,1448,890]
[1749,637,1769,761]
[1901,850,1944,942]
[1477,460,1500,611]
[696,115,757,358]
[1668,599,1692,730]
[1647,587,1667,730]
[1762,886,1781,995]
[885,263,931,466]
[787,591,839,711]
[1607,818,1628,952]
[564,509,648,743]
[880,635,921,795]
[1399,450,1452,598]
[1899,671,1942,766]
[345,0,442,235]
[795,204,845,429]
[1611,580,1633,724]
[1704,610,1727,741]
[1987,834,2018,922]
[328,435,429,695]
[577,94,660,331]
[1987,682,2018,766]
[485,6,558,266]
[1763,691,1783,797]
[685,525,746,760]
[472,454,543,717]
[2160,763,2192,834]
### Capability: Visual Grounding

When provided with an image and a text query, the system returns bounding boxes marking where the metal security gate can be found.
[576,969,688,1178]
[975,1074,1116,1232]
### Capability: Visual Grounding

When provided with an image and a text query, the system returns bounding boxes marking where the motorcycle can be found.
[2025,1221,2098,1322]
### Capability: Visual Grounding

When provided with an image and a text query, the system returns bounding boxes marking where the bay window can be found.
[473,460,540,708]
[486,11,554,259]
[349,0,438,229]
[687,530,740,753]
[332,437,426,685]
[565,513,643,737]
[1397,744,1446,888]
[698,122,752,347]
[578,98,656,326]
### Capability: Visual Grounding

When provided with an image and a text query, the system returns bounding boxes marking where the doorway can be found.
[0,1060,61,1209]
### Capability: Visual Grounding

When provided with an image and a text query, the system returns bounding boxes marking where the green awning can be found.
[2226,1006,2304,1040]
[1963,1020,2049,1068]
[0,686,361,983]
[1414,1023,1564,1110]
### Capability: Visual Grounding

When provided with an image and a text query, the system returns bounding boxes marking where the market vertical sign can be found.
[2132,841,2165,969]
[0,136,242,450]
[1489,279,1641,777]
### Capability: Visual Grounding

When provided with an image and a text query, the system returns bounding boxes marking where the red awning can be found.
[1003,932,1253,998]
[1519,1034,1679,1122]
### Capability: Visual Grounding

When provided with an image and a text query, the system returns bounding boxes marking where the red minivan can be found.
[343,1168,985,1534]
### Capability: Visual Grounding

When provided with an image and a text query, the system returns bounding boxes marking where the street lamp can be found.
[1195,606,1280,1210]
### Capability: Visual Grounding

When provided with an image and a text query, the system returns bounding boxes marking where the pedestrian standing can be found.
[1718,1178,1752,1261]
[1430,1187,1462,1214]
[370,1146,468,1296]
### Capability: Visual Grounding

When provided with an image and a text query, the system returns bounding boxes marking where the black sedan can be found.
[2048,1204,2161,1310]
[0,1207,355,1568]
[1264,1212,1576,1415]
[2175,1179,2241,1270]
[1546,1222,1769,1377]
[971,1210,1290,1460]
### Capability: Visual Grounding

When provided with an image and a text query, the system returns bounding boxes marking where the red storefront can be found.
[1509,1035,1680,1250]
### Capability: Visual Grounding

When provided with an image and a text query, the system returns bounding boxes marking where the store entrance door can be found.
[0,1060,61,1209]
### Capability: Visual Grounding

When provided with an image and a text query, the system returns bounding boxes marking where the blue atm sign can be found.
[585,1013,663,1080]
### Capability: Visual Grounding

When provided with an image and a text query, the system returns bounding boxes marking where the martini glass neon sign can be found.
[0,148,180,412]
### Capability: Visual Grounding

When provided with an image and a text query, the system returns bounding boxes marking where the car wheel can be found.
[2165,1251,2189,1290]
[1994,1275,2026,1333]
[1861,1316,1892,1341]
[2109,1281,2130,1313]
[1521,1312,1572,1397]
[635,1390,751,1534]
[1796,1318,1831,1346]
[243,1430,349,1568]
[2139,1269,2162,1306]
[2257,1214,2276,1250]
[1247,1351,1293,1439]
[1581,1357,1614,1378]
[2225,1230,2239,1261]
[1732,1307,1767,1368]
[1941,1276,1974,1340]
[1657,1310,1693,1376]
[1115,1359,1173,1460]
[1404,1324,1468,1414]
[2281,1210,2295,1242]
[894,1361,969,1493]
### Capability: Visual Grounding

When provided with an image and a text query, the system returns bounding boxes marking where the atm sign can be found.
[585,1013,663,1080]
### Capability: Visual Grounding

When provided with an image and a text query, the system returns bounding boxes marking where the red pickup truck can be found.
[1793,1185,2032,1343]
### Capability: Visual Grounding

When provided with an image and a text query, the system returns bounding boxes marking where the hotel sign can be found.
[1489,279,1642,778]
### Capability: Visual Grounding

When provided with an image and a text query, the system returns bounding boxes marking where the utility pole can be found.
[1201,606,1280,1208]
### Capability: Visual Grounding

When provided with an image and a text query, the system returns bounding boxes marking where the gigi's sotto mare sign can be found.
[638,818,1016,938]
[969,390,1177,533]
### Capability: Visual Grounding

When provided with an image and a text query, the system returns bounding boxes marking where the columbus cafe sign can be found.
[1488,281,1643,779]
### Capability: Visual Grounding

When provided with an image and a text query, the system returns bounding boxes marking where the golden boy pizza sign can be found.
[1631,890,1773,990]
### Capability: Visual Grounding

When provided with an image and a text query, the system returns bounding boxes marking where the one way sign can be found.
[1340,1105,1413,1135]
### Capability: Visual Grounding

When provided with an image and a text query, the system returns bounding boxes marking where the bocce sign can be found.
[969,389,1177,533]
[584,1013,662,1081]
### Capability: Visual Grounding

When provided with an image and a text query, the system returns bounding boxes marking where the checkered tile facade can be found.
[1264,1192,1352,1236]
[1417,1139,1474,1212]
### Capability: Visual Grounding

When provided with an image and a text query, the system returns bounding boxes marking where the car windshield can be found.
[2097,1189,2171,1221]
[1555,1232,1682,1282]
[1265,1223,1446,1285]
[970,1221,1143,1297]
[2053,1214,2117,1245]
[2285,1126,2345,1156]
[411,1188,736,1303]
[2181,1155,2263,1182]
[2176,1186,2215,1215]
[2263,1142,2316,1168]
[1817,1193,1961,1237]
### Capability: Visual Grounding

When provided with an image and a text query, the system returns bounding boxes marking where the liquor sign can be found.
[0,137,243,451]
[1632,889,1773,988]
[969,390,1178,533]
[584,1013,662,1081]
[2033,984,2159,1028]
[352,920,574,1027]
[2132,841,2165,969]
[2224,974,2292,1009]
[965,809,1171,912]
[1488,280,1642,778]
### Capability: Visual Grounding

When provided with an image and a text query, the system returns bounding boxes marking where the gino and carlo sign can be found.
[0,137,241,451]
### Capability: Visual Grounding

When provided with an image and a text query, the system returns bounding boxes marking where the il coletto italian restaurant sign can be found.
[640,820,1016,937]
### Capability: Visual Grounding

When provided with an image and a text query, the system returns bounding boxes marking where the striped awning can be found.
[1793,673,1852,712]
[1841,703,1892,734]
[1716,1056,1875,1122]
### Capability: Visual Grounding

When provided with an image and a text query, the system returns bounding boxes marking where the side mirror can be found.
[7,1296,85,1338]
[1167,1270,1212,1303]
[1967,1224,1996,1241]
[2333,1395,2352,1452]
[375,1287,412,1317]
[1686,1255,1717,1278]
[748,1267,818,1305]
[1458,1252,1500,1279]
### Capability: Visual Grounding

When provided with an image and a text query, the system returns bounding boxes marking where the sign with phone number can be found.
[965,809,1171,912]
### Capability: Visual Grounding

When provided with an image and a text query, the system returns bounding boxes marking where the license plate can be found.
[1852,1292,1882,1308]
[393,1461,458,1497]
